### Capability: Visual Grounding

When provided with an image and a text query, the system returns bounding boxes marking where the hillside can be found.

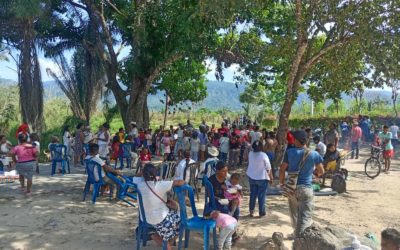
[0,78,392,111]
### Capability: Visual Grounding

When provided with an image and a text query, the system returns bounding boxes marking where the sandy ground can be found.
[0,147,399,250]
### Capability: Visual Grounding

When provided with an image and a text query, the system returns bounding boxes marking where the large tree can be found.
[0,0,50,132]
[234,0,387,165]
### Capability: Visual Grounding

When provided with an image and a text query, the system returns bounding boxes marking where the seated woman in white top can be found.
[133,164,184,248]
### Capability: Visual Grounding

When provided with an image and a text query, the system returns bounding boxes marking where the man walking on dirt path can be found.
[279,130,324,237]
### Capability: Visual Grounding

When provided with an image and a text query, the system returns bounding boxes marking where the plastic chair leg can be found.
[136,226,142,250]
[67,160,70,173]
[212,227,217,250]
[178,228,184,250]
[203,226,209,250]
[184,229,190,248]
[61,161,65,175]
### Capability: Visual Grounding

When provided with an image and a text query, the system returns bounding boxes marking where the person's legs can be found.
[351,142,356,158]
[258,180,269,216]
[26,179,32,193]
[222,223,237,250]
[228,149,234,166]
[19,175,25,189]
[288,196,299,235]
[295,186,314,237]
[248,177,258,216]
[218,225,233,250]
[229,199,238,215]
[355,141,359,159]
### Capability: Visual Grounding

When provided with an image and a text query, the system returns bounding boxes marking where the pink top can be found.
[12,145,37,162]
[351,126,362,142]
[215,213,237,228]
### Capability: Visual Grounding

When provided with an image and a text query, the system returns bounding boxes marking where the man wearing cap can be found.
[198,146,220,179]
[279,130,324,237]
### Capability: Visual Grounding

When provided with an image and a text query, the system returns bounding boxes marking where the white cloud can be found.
[39,58,61,81]
[205,58,241,83]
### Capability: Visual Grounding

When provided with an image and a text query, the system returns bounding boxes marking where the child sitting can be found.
[210,210,238,250]
[111,135,120,162]
[139,147,151,164]
[224,173,242,216]
[323,143,340,172]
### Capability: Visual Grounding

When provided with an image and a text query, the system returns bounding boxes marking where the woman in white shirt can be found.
[62,125,71,158]
[133,164,184,248]
[246,140,273,217]
[97,123,110,160]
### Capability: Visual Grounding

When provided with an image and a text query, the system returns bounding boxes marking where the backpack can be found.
[331,173,346,194]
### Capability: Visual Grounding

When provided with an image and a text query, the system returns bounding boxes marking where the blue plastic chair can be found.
[204,160,217,178]
[106,173,137,207]
[159,161,177,180]
[174,184,217,250]
[202,176,217,216]
[116,142,134,169]
[50,144,70,175]
[134,183,168,250]
[83,160,109,204]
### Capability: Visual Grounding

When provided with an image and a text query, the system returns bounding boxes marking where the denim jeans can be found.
[391,139,398,151]
[248,177,269,215]
[228,149,239,167]
[190,150,198,162]
[219,152,228,163]
[218,222,237,250]
[351,141,359,158]
[288,185,314,236]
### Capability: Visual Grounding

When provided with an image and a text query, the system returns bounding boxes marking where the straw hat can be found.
[208,146,219,157]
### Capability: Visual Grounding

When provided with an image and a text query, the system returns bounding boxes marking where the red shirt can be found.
[140,152,151,162]
[111,142,120,160]
[218,127,229,135]
[351,126,362,142]
[287,131,295,145]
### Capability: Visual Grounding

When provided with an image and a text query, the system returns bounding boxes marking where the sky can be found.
[0,49,239,83]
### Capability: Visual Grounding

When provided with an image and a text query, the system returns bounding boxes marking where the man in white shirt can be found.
[249,126,262,145]
[389,122,399,150]
[174,151,196,183]
[313,136,327,157]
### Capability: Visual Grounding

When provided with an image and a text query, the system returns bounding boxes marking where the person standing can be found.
[62,125,72,158]
[389,122,399,151]
[73,123,85,167]
[351,122,363,159]
[10,134,38,196]
[246,140,273,217]
[379,125,394,173]
[97,123,110,161]
[313,136,327,157]
[279,130,324,237]
[324,123,339,148]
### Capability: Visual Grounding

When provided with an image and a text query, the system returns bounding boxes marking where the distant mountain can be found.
[0,77,392,111]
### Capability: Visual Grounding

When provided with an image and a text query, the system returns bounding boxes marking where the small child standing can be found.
[139,147,151,163]
[210,210,238,250]
[224,173,242,216]
[111,135,121,162]
[190,132,200,162]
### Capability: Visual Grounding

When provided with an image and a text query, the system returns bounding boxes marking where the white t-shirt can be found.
[85,155,105,180]
[219,137,230,153]
[177,129,184,139]
[0,141,11,154]
[315,141,327,157]
[33,141,40,155]
[63,131,71,146]
[190,138,200,152]
[132,177,173,225]
[389,125,399,139]
[174,158,196,182]
[250,131,262,144]
[130,128,138,138]
[246,151,271,181]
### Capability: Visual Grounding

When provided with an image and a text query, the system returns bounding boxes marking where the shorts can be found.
[154,210,181,241]
[16,161,35,180]
[200,145,206,152]
[383,149,394,158]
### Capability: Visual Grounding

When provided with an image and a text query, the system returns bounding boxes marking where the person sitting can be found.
[313,136,327,157]
[132,164,184,249]
[174,151,195,183]
[0,135,13,171]
[199,146,219,179]
[139,147,152,164]
[323,144,339,172]
[224,173,242,216]
[381,228,400,250]
[85,143,122,199]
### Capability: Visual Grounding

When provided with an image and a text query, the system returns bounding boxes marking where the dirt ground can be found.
[0,147,399,250]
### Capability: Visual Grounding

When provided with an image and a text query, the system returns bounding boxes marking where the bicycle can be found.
[364,145,384,179]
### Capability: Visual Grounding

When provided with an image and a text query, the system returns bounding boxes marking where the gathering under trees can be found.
[0,0,399,150]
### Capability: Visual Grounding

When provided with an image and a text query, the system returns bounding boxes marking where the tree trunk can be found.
[18,19,44,133]
[393,98,398,118]
[163,91,168,128]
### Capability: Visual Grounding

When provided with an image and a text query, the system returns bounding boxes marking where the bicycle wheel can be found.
[364,158,381,179]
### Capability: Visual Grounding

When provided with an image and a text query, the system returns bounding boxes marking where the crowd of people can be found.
[0,116,399,250]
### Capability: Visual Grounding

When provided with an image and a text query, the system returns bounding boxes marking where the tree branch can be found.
[145,53,183,90]
[66,0,88,11]
[104,0,127,18]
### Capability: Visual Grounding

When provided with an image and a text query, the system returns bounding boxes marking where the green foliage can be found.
[0,85,19,134]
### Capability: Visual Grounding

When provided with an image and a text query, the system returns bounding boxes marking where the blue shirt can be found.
[284,148,323,187]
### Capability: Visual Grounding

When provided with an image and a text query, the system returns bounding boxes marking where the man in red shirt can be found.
[351,121,363,159]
